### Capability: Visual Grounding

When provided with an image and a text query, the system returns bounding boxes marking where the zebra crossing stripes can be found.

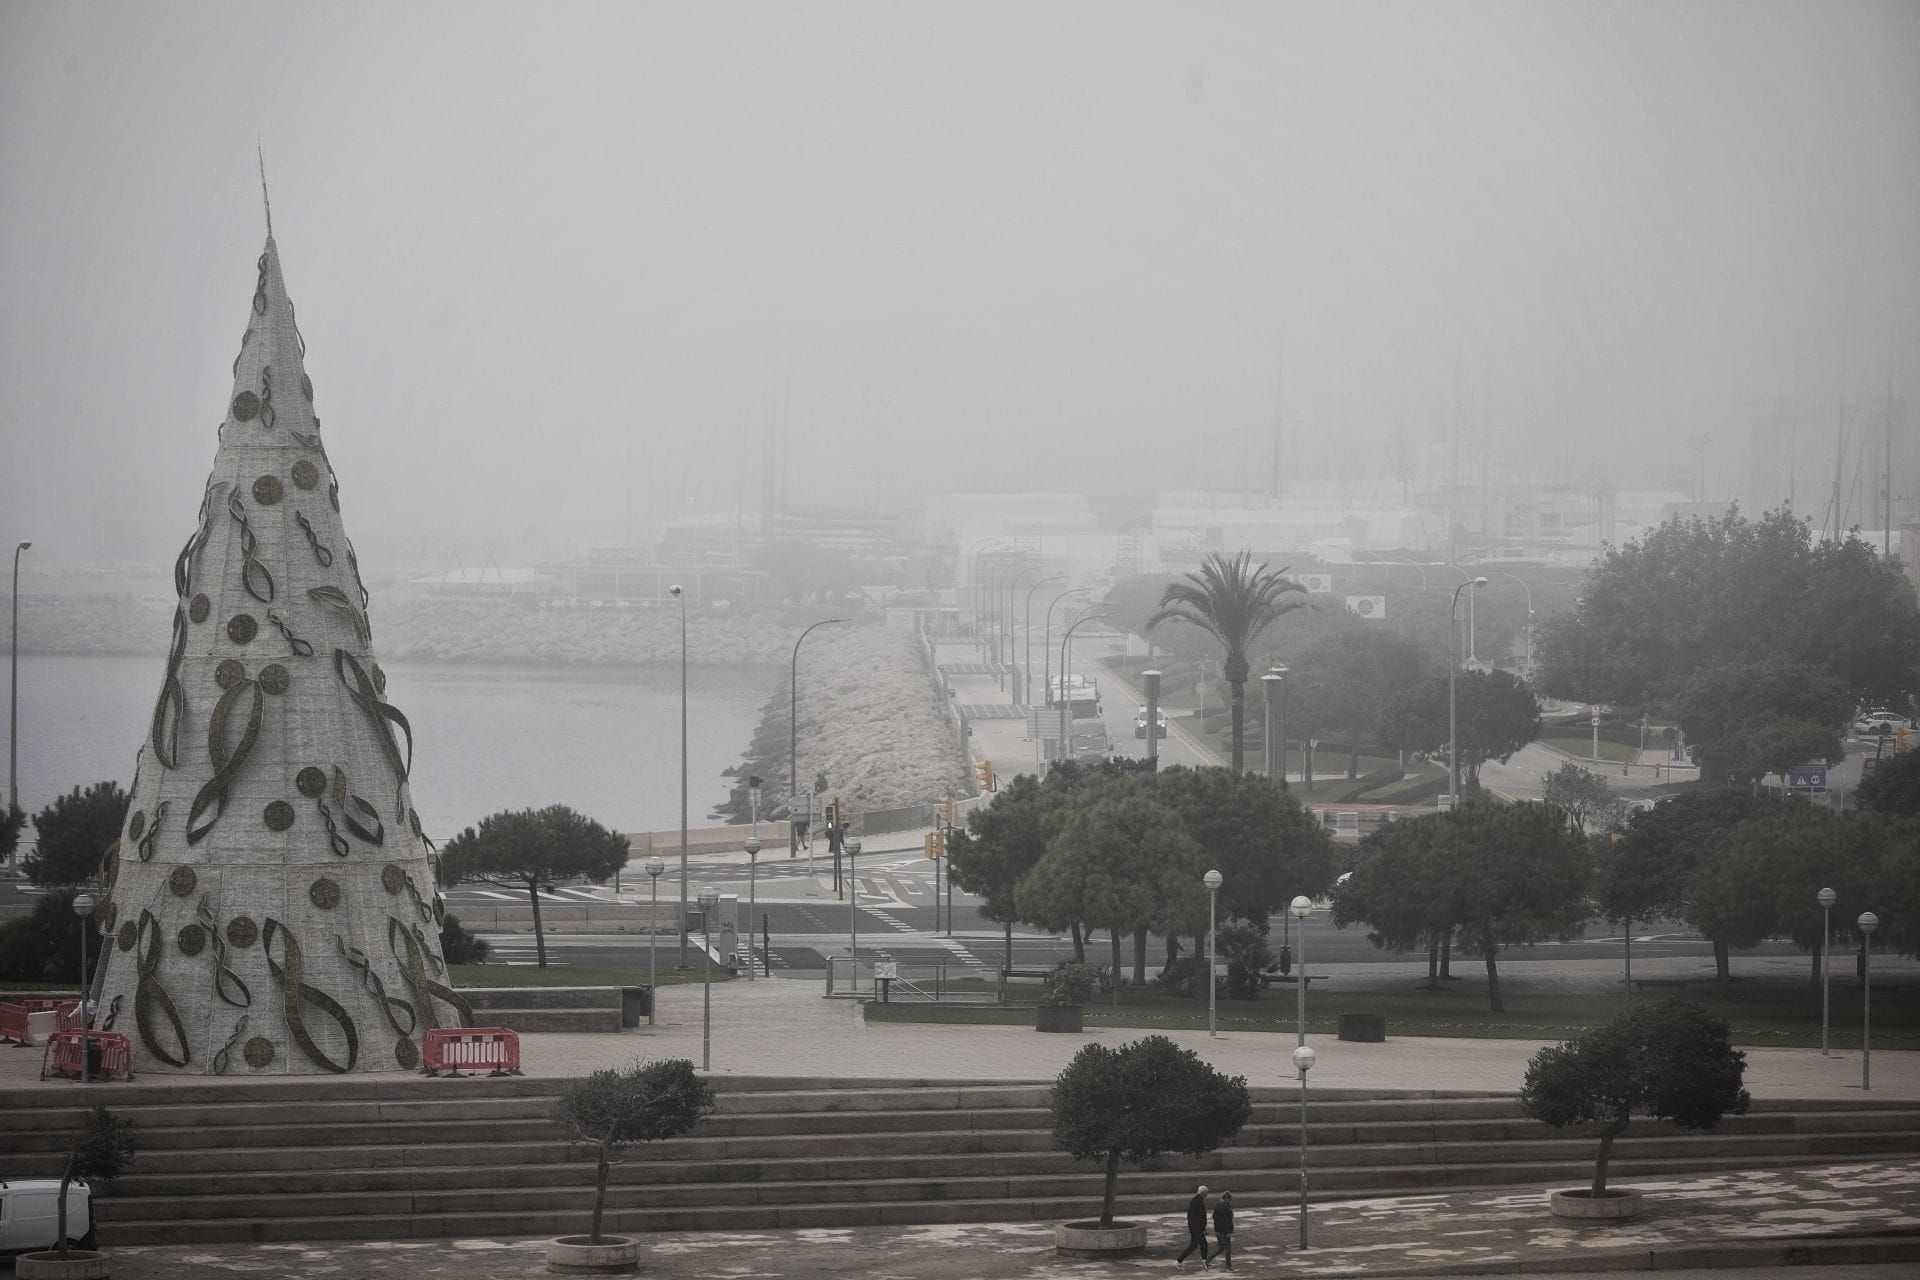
[937,937,984,967]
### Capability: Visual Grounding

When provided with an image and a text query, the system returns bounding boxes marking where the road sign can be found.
[787,794,816,818]
[1785,763,1828,792]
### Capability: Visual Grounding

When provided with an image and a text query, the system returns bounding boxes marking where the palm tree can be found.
[1149,552,1306,771]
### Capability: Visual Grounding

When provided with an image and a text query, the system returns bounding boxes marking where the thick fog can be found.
[2,0,1915,565]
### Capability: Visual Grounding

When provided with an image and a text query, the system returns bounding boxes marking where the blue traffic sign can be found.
[1785,763,1828,791]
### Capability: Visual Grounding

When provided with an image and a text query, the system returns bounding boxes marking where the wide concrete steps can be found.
[2,1076,1911,1246]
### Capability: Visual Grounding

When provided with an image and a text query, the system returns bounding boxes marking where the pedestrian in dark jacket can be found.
[1176,1184,1211,1268]
[1212,1192,1235,1270]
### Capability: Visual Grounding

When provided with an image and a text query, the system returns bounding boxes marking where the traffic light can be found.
[975,759,995,794]
[1897,726,1915,753]
[826,797,841,829]
[924,829,945,859]
[939,795,956,827]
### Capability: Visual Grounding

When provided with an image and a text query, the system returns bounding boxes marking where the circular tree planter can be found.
[1035,1005,1084,1033]
[1055,1221,1149,1258]
[546,1235,640,1274]
[17,1251,112,1279]
[1549,1188,1643,1221]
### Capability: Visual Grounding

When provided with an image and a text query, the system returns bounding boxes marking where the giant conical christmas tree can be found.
[91,229,469,1075]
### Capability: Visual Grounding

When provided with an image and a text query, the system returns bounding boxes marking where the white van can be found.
[0,1180,94,1256]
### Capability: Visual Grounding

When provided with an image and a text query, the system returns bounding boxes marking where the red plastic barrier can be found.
[39,1030,133,1082]
[422,1027,522,1077]
[0,1002,30,1045]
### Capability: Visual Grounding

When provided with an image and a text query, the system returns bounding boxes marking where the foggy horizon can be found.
[3,1,1915,566]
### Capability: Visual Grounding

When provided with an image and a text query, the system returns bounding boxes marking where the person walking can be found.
[1175,1184,1210,1268]
[1212,1191,1235,1270]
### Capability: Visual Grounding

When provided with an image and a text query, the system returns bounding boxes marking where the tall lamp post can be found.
[1204,870,1223,1037]
[9,540,28,819]
[1858,911,1878,1090]
[1042,586,1089,706]
[1005,565,1044,693]
[790,617,850,859]
[744,837,762,980]
[1447,577,1488,804]
[1292,1042,1316,1249]
[670,584,689,967]
[1290,894,1313,1048]
[1022,574,1063,705]
[73,891,94,1085]
[1817,887,1836,1055]
[644,857,665,1025]
[1056,613,1110,764]
[697,885,719,1070]
[1262,668,1287,787]
[846,836,863,968]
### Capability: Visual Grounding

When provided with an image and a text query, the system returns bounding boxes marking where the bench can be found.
[1338,1013,1386,1043]
[1629,977,1697,993]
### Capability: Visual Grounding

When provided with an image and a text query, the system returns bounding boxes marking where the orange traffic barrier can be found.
[40,1030,133,1082]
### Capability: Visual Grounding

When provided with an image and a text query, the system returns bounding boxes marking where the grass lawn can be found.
[1541,735,1638,763]
[863,981,1920,1048]
[448,964,732,989]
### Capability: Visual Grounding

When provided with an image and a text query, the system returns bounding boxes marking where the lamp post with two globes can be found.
[744,837,762,980]
[698,885,719,1070]
[1293,1042,1316,1249]
[1204,870,1223,1037]
[1859,911,1879,1090]
[73,891,95,1084]
[1817,887,1836,1055]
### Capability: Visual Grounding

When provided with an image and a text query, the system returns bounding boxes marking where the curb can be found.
[1339,1232,1920,1277]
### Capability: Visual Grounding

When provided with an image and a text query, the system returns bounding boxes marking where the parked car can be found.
[1853,711,1912,738]
[1133,705,1169,739]
[0,1180,94,1256]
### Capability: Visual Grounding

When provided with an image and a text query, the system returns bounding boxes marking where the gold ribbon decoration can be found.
[187,679,264,844]
[136,800,169,863]
[336,934,417,1037]
[133,909,191,1067]
[259,364,276,429]
[309,586,369,646]
[102,993,123,1033]
[263,917,359,1074]
[149,606,188,768]
[252,250,269,315]
[212,1014,250,1075]
[343,533,370,610]
[388,916,472,1031]
[227,491,276,603]
[330,766,386,847]
[295,511,335,567]
[409,808,439,856]
[403,873,437,929]
[328,473,341,513]
[335,650,412,815]
[197,894,251,1009]
[315,797,351,857]
[267,609,315,658]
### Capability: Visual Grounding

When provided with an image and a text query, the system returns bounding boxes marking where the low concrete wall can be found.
[451,901,676,934]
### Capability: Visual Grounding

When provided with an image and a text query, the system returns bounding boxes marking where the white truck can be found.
[0,1180,94,1256]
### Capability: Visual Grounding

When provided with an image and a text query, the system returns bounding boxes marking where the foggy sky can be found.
[2,1,1915,564]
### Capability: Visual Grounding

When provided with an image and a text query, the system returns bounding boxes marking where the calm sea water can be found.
[1,654,773,838]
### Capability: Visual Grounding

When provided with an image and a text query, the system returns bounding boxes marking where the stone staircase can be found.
[459,985,622,1033]
[3,1076,1916,1246]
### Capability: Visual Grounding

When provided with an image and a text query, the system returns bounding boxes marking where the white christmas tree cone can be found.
[90,235,468,1075]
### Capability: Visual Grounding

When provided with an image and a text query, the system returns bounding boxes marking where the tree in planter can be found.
[24,781,128,887]
[1520,1000,1748,1197]
[554,1058,715,1246]
[1052,1036,1251,1229]
[1041,962,1101,1008]
[440,805,628,967]
[47,1106,137,1259]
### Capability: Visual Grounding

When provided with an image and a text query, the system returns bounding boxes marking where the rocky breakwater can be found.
[717,622,971,821]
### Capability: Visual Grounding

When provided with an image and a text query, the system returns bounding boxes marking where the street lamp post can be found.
[1021,574,1063,705]
[744,837,762,980]
[1817,887,1836,1055]
[670,584,689,968]
[1447,578,1488,804]
[1056,613,1110,766]
[1858,911,1878,1090]
[698,885,719,1070]
[1591,710,1601,762]
[1293,1043,1316,1249]
[644,856,665,1025]
[790,618,851,860]
[1291,894,1313,1049]
[9,541,29,819]
[846,836,863,968]
[1204,870,1223,1037]
[1004,565,1043,693]
[1142,669,1162,766]
[73,891,94,1085]
[1042,587,1088,708]
[1493,572,1535,674]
